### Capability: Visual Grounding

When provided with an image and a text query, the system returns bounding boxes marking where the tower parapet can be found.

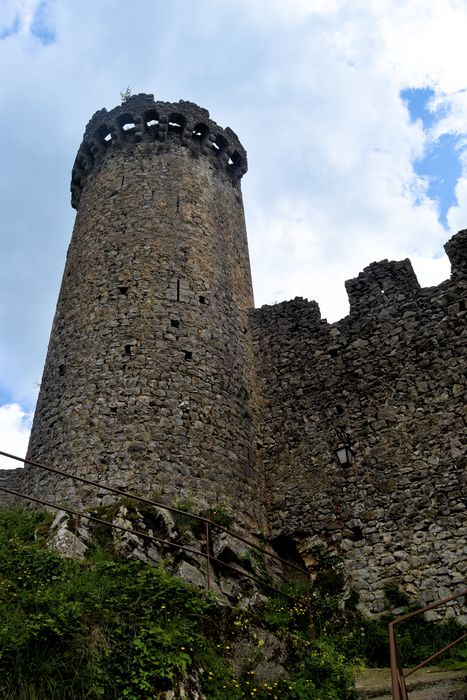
[71,94,248,209]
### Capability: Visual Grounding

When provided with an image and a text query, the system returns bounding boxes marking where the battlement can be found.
[252,230,466,325]
[345,258,420,315]
[445,227,467,278]
[71,93,248,208]
[344,229,467,316]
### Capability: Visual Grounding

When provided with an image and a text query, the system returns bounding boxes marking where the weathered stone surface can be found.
[22,95,264,531]
[47,510,90,559]
[0,468,22,507]
[176,561,207,589]
[251,230,467,617]
[212,530,251,564]
[1,94,464,619]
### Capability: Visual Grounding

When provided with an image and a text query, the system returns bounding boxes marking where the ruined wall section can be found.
[251,229,466,615]
[0,469,23,508]
[24,96,264,528]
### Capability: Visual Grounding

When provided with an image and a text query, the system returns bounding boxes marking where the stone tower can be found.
[25,94,263,526]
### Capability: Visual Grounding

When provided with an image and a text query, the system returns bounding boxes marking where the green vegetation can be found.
[0,508,465,699]
[120,87,132,103]
[204,503,235,529]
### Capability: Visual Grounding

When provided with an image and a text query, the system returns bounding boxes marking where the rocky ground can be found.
[356,666,467,699]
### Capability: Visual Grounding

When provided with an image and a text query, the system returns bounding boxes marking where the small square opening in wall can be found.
[199,295,207,304]
[184,351,192,361]
[124,344,132,356]
[170,319,180,328]
[351,526,363,542]
[118,286,128,296]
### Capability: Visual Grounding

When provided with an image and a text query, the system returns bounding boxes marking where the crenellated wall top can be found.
[253,229,466,323]
[345,258,420,315]
[70,93,248,209]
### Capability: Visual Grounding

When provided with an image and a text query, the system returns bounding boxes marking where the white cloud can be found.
[0,404,32,469]
[237,0,465,318]
[0,0,465,408]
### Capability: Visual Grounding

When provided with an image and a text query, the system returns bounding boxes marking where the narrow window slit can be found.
[121,175,125,188]
[184,351,192,361]
[124,344,132,356]
[171,319,180,328]
[176,279,180,302]
[176,194,180,212]
[245,446,255,478]
[58,364,65,376]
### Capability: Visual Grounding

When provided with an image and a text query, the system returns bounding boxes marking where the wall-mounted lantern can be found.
[335,432,355,468]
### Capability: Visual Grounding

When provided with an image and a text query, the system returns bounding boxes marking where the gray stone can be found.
[0,93,463,622]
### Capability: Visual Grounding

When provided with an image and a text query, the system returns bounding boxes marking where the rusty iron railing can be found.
[0,450,311,609]
[389,588,467,700]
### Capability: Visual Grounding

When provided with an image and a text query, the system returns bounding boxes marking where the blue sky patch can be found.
[401,87,462,227]
[0,387,13,406]
[31,1,56,45]
[415,133,462,227]
[0,14,20,40]
[401,87,437,129]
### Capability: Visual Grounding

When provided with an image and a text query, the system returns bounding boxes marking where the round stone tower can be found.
[25,94,262,526]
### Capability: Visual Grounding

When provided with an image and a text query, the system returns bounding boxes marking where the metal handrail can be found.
[389,588,467,700]
[0,450,307,576]
[0,449,311,607]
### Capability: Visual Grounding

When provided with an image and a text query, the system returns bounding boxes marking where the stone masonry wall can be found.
[251,229,466,616]
[0,469,23,508]
[1,95,464,619]
[22,96,265,529]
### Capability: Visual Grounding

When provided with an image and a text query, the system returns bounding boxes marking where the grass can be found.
[0,507,465,698]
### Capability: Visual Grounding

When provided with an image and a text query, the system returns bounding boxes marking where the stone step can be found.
[355,667,467,699]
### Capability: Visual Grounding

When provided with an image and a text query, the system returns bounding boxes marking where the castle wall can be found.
[3,94,465,617]
[24,96,264,528]
[0,468,23,508]
[251,230,466,615]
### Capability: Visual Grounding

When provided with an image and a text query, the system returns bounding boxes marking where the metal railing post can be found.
[389,588,466,699]
[205,521,211,591]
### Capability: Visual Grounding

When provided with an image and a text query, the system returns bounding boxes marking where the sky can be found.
[1,0,466,468]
